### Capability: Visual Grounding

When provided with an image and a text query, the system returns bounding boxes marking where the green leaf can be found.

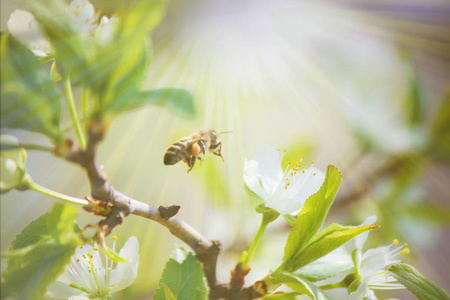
[50,60,62,82]
[284,165,342,261]
[388,263,450,300]
[91,39,150,118]
[161,283,177,300]
[18,0,91,85]
[100,243,128,263]
[154,247,208,300]
[1,204,81,299]
[1,33,63,142]
[294,247,353,282]
[271,271,329,300]
[429,92,450,161]
[110,89,196,118]
[279,223,379,272]
[404,68,424,126]
[86,0,168,118]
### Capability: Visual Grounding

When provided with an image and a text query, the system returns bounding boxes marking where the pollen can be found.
[404,248,410,255]
[277,148,280,151]
[283,149,286,153]
[399,251,405,256]
[400,260,404,263]
[93,247,98,251]
[403,243,408,247]
[302,170,305,173]
[77,259,80,262]
[313,173,316,176]
[288,161,291,165]
[88,252,93,258]
[113,236,117,240]
[393,239,399,245]
[83,254,86,259]
[80,246,83,249]
[311,161,315,164]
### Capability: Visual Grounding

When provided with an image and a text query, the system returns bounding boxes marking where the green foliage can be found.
[388,263,450,300]
[154,247,208,300]
[403,202,450,225]
[18,0,91,85]
[279,223,378,272]
[0,33,63,142]
[404,68,424,126]
[80,0,167,118]
[271,272,329,300]
[111,89,196,118]
[294,247,353,282]
[284,165,342,261]
[161,283,177,300]
[430,92,450,161]
[1,204,82,299]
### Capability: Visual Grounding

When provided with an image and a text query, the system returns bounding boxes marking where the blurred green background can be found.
[1,0,449,299]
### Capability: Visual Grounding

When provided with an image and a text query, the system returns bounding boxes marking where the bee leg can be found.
[198,140,206,161]
[187,156,196,173]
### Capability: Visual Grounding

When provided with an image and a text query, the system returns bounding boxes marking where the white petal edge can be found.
[243,159,267,200]
[290,167,325,208]
[47,281,85,298]
[354,215,377,250]
[265,196,303,215]
[250,144,283,194]
[66,0,98,34]
[109,236,140,293]
[7,9,51,56]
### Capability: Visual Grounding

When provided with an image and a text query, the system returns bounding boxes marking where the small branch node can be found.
[158,205,181,220]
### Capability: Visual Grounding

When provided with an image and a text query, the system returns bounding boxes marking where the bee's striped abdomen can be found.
[163,140,188,165]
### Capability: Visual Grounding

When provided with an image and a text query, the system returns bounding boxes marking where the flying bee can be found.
[163,129,224,173]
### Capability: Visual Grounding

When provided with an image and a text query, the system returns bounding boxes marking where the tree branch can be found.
[55,129,225,298]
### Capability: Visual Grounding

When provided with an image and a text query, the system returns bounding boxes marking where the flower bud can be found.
[0,135,31,193]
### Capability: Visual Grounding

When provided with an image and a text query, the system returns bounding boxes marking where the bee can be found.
[163,129,224,173]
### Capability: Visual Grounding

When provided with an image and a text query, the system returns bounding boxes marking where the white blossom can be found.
[6,0,116,56]
[243,144,325,215]
[349,217,408,299]
[47,236,139,300]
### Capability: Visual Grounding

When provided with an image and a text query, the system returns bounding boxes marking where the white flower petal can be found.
[265,196,303,215]
[250,144,283,194]
[291,167,325,205]
[348,282,369,300]
[243,159,267,200]
[109,236,140,293]
[354,216,377,250]
[7,9,51,56]
[95,16,118,45]
[67,0,98,34]
[360,246,390,280]
[47,281,85,298]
